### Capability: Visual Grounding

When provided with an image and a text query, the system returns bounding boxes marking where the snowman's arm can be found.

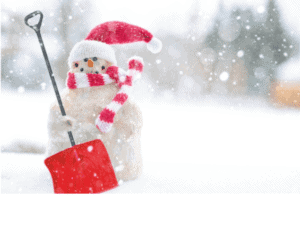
[47,101,77,139]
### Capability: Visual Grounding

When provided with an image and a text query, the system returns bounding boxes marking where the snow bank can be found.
[1,152,299,194]
[1,91,52,154]
[1,90,300,193]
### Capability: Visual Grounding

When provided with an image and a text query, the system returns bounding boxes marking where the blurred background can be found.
[2,0,300,154]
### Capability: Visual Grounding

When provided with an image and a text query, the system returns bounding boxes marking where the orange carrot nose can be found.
[87,59,94,67]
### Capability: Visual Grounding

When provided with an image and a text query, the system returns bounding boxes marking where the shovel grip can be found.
[24,10,43,32]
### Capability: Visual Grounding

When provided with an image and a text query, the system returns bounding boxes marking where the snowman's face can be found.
[71,57,112,74]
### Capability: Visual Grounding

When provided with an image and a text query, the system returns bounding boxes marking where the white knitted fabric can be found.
[68,40,117,68]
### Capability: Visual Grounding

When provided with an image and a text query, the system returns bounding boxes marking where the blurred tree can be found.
[203,0,298,97]
[1,7,29,90]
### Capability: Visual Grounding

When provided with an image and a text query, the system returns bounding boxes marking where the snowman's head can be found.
[70,57,112,74]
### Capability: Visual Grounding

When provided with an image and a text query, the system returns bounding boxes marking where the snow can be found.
[1,152,299,194]
[87,146,93,152]
[219,72,229,82]
[17,86,25,93]
[237,50,244,58]
[257,6,265,14]
[1,91,300,193]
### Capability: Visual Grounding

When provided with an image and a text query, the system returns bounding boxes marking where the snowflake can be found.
[219,72,229,82]
[257,6,265,14]
[18,86,25,93]
[237,50,244,58]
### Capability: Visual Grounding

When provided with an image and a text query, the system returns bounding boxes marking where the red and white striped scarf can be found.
[66,57,144,133]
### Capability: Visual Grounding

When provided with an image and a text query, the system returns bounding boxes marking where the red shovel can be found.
[25,11,118,193]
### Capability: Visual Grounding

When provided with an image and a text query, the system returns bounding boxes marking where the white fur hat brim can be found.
[68,40,117,68]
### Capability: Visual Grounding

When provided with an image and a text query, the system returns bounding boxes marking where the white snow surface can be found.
[1,91,300,193]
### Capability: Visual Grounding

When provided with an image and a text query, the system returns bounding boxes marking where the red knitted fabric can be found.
[66,57,144,133]
[85,21,153,45]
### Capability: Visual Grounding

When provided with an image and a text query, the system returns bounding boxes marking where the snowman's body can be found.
[46,20,162,184]
[47,77,143,182]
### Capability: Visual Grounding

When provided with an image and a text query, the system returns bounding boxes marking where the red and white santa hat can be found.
[68,21,162,68]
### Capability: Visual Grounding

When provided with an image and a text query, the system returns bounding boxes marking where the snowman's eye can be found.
[95,71,99,74]
[84,58,88,62]
[75,63,78,67]
[101,66,105,70]
[93,57,98,61]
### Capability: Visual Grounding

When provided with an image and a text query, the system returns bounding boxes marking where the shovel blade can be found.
[45,139,118,194]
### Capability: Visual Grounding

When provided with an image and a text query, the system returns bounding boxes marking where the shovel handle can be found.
[24,11,76,147]
[24,10,43,32]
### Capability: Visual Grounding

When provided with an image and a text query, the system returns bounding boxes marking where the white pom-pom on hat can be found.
[147,37,163,54]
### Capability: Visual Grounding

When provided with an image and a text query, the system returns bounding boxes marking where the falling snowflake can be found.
[219,72,229,82]
[18,86,25,93]
[115,165,124,172]
[87,146,93,152]
[257,6,265,14]
[41,82,46,90]
[156,59,161,64]
[237,50,244,58]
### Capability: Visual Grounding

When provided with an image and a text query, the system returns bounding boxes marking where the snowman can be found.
[47,21,162,182]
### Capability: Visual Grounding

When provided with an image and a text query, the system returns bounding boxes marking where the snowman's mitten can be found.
[60,115,77,131]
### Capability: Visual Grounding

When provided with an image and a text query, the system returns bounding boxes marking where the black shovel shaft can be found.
[25,10,75,147]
